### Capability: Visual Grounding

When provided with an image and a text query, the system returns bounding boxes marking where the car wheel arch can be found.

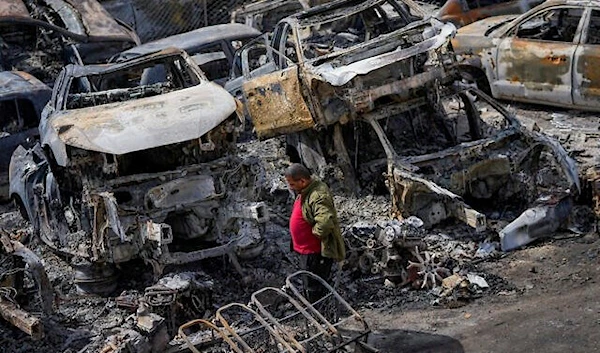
[458,65,492,95]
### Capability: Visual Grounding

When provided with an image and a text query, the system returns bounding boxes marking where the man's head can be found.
[285,163,312,193]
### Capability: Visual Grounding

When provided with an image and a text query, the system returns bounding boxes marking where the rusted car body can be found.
[379,88,579,231]
[236,0,453,134]
[436,0,543,27]
[111,24,261,85]
[9,48,267,294]
[232,0,456,185]
[452,0,600,110]
[231,0,309,32]
[0,0,139,84]
[0,71,51,200]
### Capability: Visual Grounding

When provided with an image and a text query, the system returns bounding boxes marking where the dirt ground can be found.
[363,233,600,353]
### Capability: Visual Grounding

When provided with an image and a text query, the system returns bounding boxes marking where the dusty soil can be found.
[363,233,600,353]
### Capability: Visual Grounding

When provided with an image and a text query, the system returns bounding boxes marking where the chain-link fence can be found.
[101,0,250,43]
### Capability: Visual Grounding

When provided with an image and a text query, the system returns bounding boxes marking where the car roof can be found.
[66,48,193,78]
[0,0,134,42]
[491,0,600,36]
[0,71,51,98]
[525,0,600,8]
[114,24,261,62]
[233,0,306,16]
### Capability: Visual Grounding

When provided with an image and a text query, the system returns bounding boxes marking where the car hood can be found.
[456,14,517,37]
[47,83,236,158]
[309,20,456,86]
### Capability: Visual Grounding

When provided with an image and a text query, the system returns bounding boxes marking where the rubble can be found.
[0,231,53,340]
[0,0,598,351]
[166,270,373,353]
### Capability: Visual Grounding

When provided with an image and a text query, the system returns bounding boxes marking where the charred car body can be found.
[111,23,261,86]
[230,0,309,32]
[9,48,268,294]
[0,0,139,84]
[436,0,543,27]
[452,0,600,111]
[233,0,579,236]
[0,71,50,199]
[230,0,455,185]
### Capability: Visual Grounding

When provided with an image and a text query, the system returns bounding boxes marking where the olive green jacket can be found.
[299,180,346,262]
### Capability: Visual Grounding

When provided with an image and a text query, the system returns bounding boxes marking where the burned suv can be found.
[9,48,267,294]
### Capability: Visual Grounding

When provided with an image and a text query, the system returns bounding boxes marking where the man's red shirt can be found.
[290,196,321,254]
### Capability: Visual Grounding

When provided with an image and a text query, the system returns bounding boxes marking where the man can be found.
[284,163,345,302]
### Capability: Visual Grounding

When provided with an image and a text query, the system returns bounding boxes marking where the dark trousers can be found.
[298,253,333,303]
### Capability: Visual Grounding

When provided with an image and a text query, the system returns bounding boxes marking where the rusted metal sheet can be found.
[501,40,571,86]
[574,45,600,107]
[242,66,315,139]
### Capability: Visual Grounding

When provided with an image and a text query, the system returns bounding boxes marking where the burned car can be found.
[0,71,50,200]
[9,48,268,295]
[230,0,309,32]
[452,0,600,110]
[111,23,261,85]
[230,0,455,180]
[0,0,140,84]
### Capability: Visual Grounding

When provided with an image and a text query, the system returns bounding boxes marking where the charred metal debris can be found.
[0,0,139,85]
[94,271,374,353]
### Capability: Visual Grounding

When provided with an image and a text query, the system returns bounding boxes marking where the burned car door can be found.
[493,6,584,105]
[225,35,280,98]
[240,42,314,139]
[573,8,600,108]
